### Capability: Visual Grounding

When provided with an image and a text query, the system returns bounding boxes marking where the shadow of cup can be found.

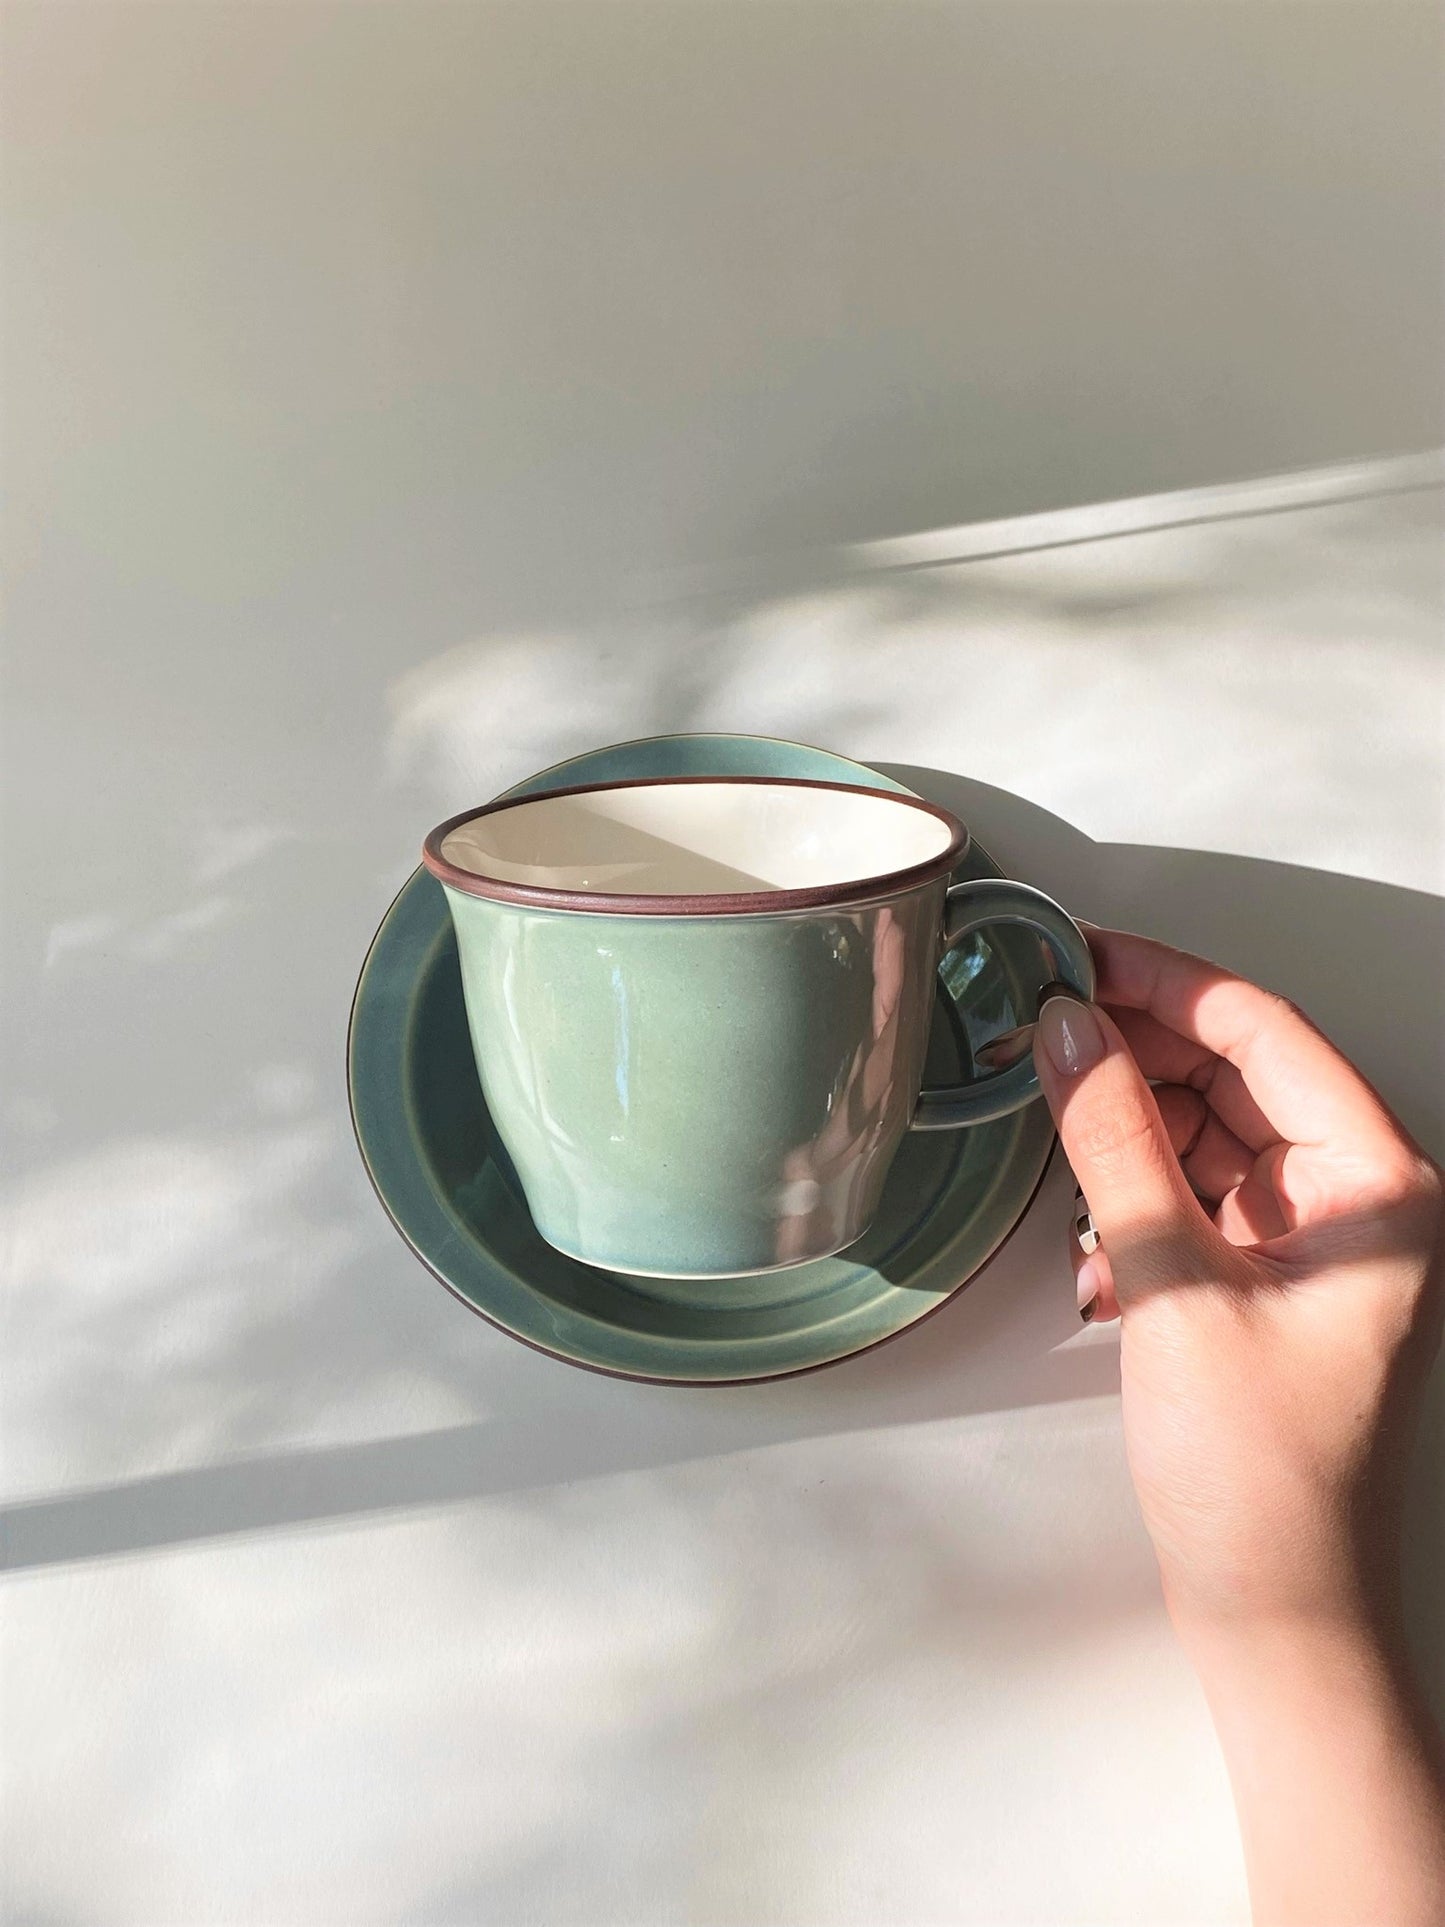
[8,767,1441,1741]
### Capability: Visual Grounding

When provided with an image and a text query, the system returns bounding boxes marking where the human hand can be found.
[1031,927,1445,1925]
[1033,926,1443,1632]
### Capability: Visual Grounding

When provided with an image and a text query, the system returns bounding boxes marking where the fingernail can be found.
[1077,1255,1102,1321]
[1037,990,1106,1076]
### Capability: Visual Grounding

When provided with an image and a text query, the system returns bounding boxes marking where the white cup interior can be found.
[439,781,955,896]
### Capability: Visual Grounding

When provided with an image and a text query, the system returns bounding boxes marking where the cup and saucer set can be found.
[347,734,1094,1383]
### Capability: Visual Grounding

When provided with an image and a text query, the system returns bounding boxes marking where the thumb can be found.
[1033,987,1214,1297]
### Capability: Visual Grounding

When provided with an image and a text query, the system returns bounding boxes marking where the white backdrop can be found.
[5,5,1443,1923]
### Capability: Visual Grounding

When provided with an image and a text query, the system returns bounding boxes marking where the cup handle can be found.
[911,879,1096,1130]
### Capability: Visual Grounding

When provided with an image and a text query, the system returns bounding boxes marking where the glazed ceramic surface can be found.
[435,868,950,1277]
[349,734,1061,1380]
[422,775,1089,1278]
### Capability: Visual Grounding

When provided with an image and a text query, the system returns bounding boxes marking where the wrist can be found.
[1168,1593,1443,1813]
[1155,1525,1409,1664]
[1165,1575,1407,1688]
[1176,1605,1445,1927]
[1171,1599,1406,1706]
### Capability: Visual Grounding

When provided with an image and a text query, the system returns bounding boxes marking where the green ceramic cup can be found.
[422,776,1093,1282]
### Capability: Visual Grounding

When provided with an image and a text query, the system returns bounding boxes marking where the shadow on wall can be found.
[3,1407,1186,1927]
[7,769,1443,1728]
[5,479,1442,1802]
[388,486,1445,899]
[7,0,1443,660]
[384,1421,1170,1927]
[6,6,1443,1905]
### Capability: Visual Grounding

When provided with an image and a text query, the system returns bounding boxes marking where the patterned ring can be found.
[1073,1192,1101,1256]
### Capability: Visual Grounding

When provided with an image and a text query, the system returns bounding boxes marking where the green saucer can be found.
[348,735,1056,1382]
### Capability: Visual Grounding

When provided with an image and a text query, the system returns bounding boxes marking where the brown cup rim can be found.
[421,774,971,917]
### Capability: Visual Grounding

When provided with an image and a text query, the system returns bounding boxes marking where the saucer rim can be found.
[347,972,1055,1387]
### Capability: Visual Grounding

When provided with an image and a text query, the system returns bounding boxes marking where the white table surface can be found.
[7,470,1443,1927]
[5,7,1443,1921]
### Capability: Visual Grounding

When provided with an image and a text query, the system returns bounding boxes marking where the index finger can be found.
[1082,925,1402,1152]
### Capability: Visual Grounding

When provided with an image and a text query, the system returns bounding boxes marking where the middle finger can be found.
[1153,1082,1256,1201]
[1107,1004,1279,1151]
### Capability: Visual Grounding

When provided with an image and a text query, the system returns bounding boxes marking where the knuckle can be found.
[1356,1140,1442,1209]
[1156,1084,1208,1156]
[1259,988,1315,1036]
[1387,1150,1445,1215]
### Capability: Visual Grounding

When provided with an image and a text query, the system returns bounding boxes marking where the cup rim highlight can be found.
[421,775,971,919]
